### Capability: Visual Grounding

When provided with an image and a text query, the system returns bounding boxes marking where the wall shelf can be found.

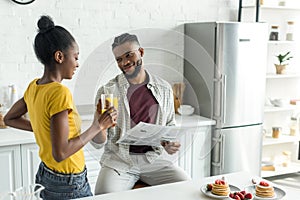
[266,73,300,79]
[242,5,300,10]
[264,106,298,113]
[267,41,295,45]
[263,135,300,146]
[261,162,300,178]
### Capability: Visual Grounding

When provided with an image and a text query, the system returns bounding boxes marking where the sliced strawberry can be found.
[240,190,246,195]
[229,193,235,198]
[215,179,222,184]
[234,195,241,200]
[244,193,253,199]
[220,180,226,185]
[206,183,213,191]
[236,192,244,200]
[259,181,269,187]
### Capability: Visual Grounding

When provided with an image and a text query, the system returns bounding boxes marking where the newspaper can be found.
[116,122,188,146]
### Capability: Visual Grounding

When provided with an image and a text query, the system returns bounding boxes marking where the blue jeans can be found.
[35,162,93,200]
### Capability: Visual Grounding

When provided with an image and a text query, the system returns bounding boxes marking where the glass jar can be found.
[269,25,279,41]
[290,117,299,136]
[282,150,291,167]
[286,21,294,41]
[272,127,281,138]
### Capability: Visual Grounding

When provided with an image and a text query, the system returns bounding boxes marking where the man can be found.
[92,33,190,194]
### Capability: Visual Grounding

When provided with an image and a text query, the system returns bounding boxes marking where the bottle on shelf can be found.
[269,25,279,41]
[289,116,299,136]
[286,21,294,41]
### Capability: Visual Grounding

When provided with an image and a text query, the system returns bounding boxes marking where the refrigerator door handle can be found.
[221,74,227,124]
[220,133,225,171]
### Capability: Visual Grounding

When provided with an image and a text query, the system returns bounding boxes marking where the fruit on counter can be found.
[206,183,213,191]
[229,191,253,200]
[259,181,269,187]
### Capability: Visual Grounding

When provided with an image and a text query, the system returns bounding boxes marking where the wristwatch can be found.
[11,0,35,5]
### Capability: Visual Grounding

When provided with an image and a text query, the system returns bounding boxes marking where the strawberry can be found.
[220,180,226,185]
[259,181,269,187]
[234,195,241,200]
[240,190,246,195]
[206,183,213,191]
[244,193,253,199]
[236,192,244,200]
[229,193,235,198]
[215,179,221,184]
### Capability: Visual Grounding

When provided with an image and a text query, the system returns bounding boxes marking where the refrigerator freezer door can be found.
[214,23,267,128]
[211,125,263,176]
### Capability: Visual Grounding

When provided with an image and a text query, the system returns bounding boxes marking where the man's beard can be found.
[124,59,142,79]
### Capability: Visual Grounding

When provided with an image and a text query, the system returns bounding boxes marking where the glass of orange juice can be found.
[100,93,118,113]
[100,94,113,114]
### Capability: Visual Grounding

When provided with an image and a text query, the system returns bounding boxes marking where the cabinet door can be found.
[0,145,22,193]
[84,143,103,194]
[191,126,211,180]
[166,125,211,181]
[21,143,40,186]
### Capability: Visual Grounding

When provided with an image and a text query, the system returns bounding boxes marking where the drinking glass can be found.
[100,93,113,114]
[9,184,44,200]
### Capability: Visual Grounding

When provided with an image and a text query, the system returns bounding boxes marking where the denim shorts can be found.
[35,162,93,200]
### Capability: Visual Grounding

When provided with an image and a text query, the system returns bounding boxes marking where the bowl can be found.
[178,105,194,115]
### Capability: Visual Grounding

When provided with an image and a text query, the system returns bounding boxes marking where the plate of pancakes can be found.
[201,184,240,199]
[244,184,286,200]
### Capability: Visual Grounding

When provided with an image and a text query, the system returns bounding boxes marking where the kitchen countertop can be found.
[0,114,215,147]
[0,128,35,146]
[76,171,299,199]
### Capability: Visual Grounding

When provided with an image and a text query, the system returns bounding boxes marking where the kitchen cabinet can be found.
[240,1,300,177]
[0,142,39,195]
[0,144,22,194]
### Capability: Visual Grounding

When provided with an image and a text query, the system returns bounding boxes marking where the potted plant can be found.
[275,51,293,74]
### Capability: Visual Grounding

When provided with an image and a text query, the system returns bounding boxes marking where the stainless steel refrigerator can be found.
[183,22,268,176]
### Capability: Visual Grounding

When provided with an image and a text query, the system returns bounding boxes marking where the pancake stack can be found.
[211,179,230,196]
[255,181,275,198]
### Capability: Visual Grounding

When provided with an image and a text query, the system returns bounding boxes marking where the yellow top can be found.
[24,79,84,173]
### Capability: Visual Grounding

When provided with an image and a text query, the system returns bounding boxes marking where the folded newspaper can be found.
[116,122,188,146]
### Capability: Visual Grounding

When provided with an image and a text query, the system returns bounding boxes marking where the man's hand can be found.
[161,141,181,155]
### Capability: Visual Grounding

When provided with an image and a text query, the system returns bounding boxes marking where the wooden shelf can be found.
[263,135,300,146]
[261,162,300,178]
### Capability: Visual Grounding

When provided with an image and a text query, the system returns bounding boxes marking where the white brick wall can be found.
[0,0,237,106]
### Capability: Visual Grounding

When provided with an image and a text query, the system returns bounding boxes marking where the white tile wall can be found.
[0,0,237,106]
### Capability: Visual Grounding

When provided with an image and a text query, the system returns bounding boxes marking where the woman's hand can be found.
[98,107,117,130]
[95,98,117,130]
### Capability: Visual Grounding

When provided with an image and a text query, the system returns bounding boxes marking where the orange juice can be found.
[101,94,113,114]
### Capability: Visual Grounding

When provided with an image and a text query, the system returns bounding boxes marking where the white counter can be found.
[0,128,35,146]
[175,114,215,127]
[77,171,299,200]
[0,115,215,147]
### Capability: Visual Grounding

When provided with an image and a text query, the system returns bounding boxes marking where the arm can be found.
[4,98,32,131]
[51,107,117,162]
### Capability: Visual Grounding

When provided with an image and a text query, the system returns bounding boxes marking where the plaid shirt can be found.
[91,72,175,172]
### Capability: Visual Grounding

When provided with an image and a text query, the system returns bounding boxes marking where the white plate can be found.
[244,185,286,200]
[200,184,240,199]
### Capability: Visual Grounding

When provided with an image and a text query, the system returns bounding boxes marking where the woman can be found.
[4,15,117,199]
